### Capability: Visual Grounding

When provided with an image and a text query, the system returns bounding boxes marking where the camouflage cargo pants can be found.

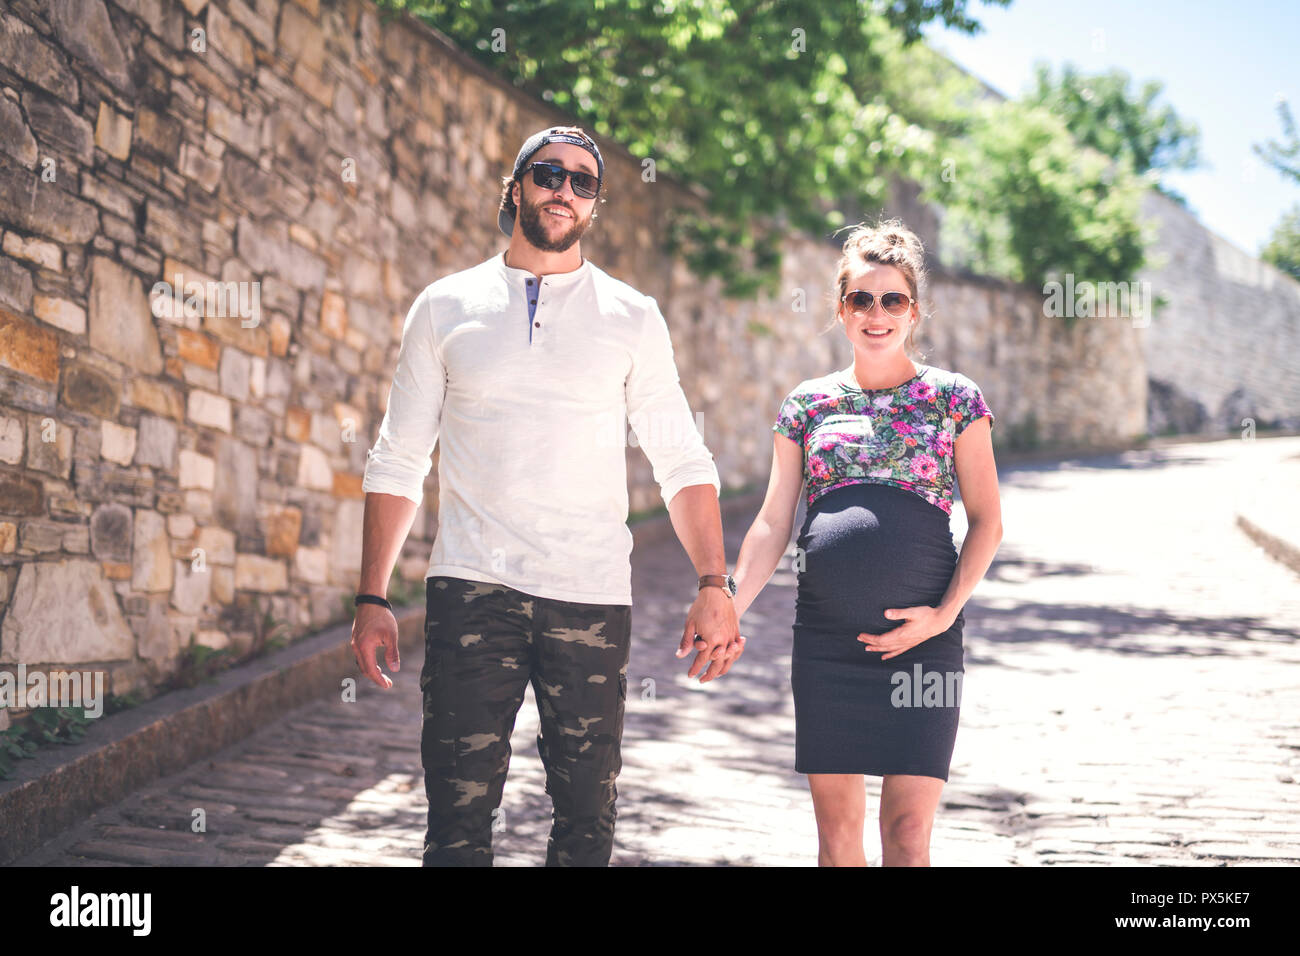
[420,575,632,866]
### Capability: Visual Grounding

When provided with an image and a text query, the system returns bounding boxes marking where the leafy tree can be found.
[928,93,1151,293]
[1260,203,1300,280]
[870,46,1152,291]
[377,0,1151,296]
[381,0,1008,295]
[1023,63,1200,177]
[1253,98,1300,280]
[1253,96,1300,183]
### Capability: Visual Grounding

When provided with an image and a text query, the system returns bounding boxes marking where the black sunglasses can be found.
[841,289,914,318]
[523,161,601,199]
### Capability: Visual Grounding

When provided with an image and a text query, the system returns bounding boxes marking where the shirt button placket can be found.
[533,279,545,345]
[526,276,539,345]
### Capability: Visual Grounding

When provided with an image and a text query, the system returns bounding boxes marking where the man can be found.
[352,125,745,867]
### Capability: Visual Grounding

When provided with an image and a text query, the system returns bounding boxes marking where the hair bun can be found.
[833,216,928,315]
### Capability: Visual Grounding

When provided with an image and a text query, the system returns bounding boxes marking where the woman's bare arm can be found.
[939,416,1003,617]
[733,431,806,620]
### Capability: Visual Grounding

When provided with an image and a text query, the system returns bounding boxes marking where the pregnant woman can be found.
[732,218,1002,866]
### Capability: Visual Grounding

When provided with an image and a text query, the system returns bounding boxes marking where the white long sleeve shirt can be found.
[360,251,721,605]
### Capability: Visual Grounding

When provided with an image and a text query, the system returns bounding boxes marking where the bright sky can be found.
[922,0,1300,257]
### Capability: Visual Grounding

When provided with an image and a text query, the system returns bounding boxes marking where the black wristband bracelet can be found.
[354,593,392,611]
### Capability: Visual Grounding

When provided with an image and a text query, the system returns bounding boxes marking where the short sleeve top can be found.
[772,364,994,516]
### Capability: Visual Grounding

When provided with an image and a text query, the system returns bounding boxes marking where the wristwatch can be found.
[698,574,737,598]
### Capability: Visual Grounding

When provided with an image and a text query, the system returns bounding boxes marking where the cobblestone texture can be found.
[11,436,1300,866]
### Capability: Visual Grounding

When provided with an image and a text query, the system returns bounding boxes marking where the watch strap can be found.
[698,574,736,597]
[354,593,393,611]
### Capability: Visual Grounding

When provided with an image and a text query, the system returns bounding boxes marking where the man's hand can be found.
[351,603,401,689]
[676,585,741,682]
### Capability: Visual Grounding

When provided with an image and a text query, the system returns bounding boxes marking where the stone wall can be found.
[0,0,1144,704]
[1137,189,1300,434]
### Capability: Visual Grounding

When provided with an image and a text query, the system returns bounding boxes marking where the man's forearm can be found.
[359,492,420,597]
[664,483,728,577]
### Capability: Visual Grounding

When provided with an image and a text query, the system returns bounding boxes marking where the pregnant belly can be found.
[794,482,959,636]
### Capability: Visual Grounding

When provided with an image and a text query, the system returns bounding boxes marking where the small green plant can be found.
[0,706,93,781]
[157,599,292,694]
[104,689,146,716]
[248,598,293,659]
[167,633,235,691]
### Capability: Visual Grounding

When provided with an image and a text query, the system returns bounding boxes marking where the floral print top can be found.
[772,364,994,516]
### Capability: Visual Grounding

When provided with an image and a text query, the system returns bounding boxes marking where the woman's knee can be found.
[882,811,931,850]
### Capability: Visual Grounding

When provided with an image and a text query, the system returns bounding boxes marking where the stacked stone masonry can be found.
[0,0,1288,704]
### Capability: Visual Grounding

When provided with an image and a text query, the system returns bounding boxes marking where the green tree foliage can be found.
[378,0,1155,296]
[932,98,1149,290]
[1253,97,1300,183]
[1023,63,1200,179]
[1260,203,1300,281]
[1253,98,1300,280]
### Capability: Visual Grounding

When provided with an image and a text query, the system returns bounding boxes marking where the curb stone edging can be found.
[0,605,427,866]
[1236,513,1300,579]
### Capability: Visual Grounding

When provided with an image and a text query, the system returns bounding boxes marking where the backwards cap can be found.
[499,127,604,236]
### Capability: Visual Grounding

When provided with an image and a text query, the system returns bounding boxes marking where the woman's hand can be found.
[857,604,956,661]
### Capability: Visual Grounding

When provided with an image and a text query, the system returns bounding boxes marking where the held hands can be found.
[676,585,745,683]
[857,604,956,661]
[351,603,401,689]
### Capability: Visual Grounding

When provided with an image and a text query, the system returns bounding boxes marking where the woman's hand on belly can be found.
[857,603,958,660]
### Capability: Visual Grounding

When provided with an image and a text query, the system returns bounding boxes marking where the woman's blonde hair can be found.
[825,217,930,359]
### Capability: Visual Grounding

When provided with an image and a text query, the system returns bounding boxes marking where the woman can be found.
[731,218,1003,866]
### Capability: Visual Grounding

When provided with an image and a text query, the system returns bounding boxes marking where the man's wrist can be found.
[697,573,737,598]
[355,593,393,611]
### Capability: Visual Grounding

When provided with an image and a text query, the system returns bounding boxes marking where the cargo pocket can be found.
[419,624,457,769]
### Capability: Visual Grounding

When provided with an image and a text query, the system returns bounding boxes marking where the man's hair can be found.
[498,125,606,228]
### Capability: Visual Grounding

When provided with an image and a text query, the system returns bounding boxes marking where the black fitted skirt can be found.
[791,482,965,780]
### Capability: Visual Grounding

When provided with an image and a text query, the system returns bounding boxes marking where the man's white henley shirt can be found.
[360,251,721,606]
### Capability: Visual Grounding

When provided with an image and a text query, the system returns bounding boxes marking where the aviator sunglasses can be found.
[841,289,914,318]
[523,161,602,199]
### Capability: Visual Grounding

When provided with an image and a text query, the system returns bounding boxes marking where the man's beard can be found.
[517,194,593,252]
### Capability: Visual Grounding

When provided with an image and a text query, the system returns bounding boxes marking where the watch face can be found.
[726,574,737,596]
